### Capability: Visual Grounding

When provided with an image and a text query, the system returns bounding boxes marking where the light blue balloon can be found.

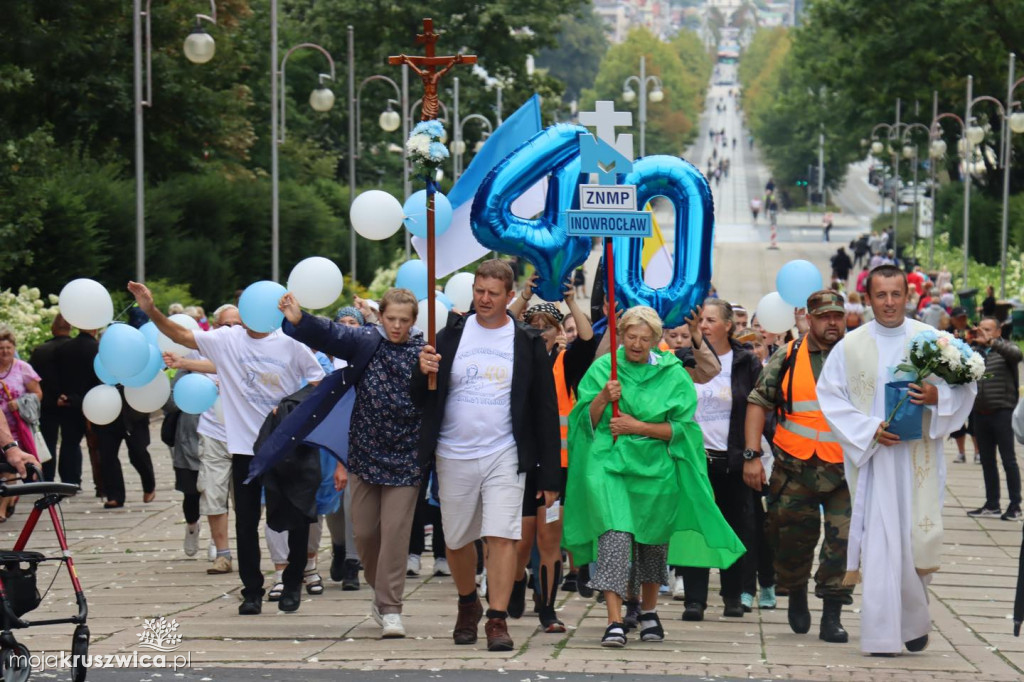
[436,292,454,310]
[403,190,454,238]
[121,345,166,388]
[139,321,159,345]
[239,280,287,333]
[99,323,150,379]
[173,373,219,415]
[93,355,119,386]
[395,260,429,300]
[776,260,824,308]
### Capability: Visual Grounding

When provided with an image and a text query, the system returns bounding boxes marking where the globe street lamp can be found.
[962,74,1008,290]
[270,40,336,282]
[351,47,412,260]
[899,122,930,255]
[134,0,218,282]
[451,76,494,180]
[924,90,966,270]
[622,56,665,158]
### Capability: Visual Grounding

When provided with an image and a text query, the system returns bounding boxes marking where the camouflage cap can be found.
[806,289,845,316]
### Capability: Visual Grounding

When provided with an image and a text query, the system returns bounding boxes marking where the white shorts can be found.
[197,434,232,516]
[436,444,525,550]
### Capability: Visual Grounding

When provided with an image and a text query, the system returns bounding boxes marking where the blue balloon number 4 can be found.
[470,126,714,322]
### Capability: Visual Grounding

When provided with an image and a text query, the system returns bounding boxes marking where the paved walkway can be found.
[7,429,1023,681]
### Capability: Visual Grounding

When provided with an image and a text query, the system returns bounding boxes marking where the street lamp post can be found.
[350,30,412,259]
[269,27,336,282]
[451,77,494,180]
[134,0,217,282]
[622,56,664,158]
[1000,53,1024,298]
[924,90,966,271]
[962,74,1007,290]
[900,122,930,257]
[868,110,907,256]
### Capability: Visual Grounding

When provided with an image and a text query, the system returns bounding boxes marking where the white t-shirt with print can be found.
[436,315,515,460]
[194,326,324,455]
[695,350,733,451]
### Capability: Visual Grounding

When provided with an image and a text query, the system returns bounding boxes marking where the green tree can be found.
[582,28,708,156]
[535,5,609,103]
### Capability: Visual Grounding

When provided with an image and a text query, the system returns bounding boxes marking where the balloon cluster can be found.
[58,279,220,425]
[754,260,825,334]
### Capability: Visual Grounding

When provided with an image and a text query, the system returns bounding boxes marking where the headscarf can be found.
[525,302,564,324]
[335,306,365,325]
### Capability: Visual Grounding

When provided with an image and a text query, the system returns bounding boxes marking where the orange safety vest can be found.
[553,351,575,468]
[772,340,844,463]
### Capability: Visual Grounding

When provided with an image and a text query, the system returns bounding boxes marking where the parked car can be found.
[898,183,933,205]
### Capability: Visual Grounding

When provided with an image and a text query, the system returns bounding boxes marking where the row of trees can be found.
[738,0,1024,270]
[1,0,581,306]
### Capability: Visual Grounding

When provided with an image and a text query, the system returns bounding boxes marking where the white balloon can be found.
[124,372,171,413]
[58,279,114,330]
[158,313,200,356]
[443,272,475,312]
[169,313,200,330]
[287,257,344,309]
[755,292,797,334]
[350,190,405,240]
[82,384,123,425]
[417,297,450,331]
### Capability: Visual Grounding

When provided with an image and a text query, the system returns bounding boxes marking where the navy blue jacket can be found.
[411,312,562,492]
[248,313,380,482]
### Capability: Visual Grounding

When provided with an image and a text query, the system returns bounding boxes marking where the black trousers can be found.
[680,467,751,605]
[976,409,1021,508]
[39,406,87,485]
[96,418,155,504]
[742,486,775,594]
[231,454,309,600]
[408,495,446,559]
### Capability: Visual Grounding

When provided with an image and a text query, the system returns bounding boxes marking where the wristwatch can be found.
[742,448,761,461]
[1,441,19,454]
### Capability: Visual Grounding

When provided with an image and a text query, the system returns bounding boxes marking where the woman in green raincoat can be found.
[563,306,744,648]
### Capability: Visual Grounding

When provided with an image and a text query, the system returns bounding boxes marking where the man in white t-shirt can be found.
[128,282,324,615]
[163,304,242,575]
[416,260,561,653]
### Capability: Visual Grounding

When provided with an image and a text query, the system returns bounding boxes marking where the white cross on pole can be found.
[578,101,634,160]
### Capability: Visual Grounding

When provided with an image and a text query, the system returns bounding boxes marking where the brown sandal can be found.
[143,491,156,503]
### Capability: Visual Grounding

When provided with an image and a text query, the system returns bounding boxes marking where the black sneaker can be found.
[1001,505,1022,521]
[638,611,665,642]
[330,544,345,582]
[682,602,705,621]
[562,572,578,593]
[967,506,1001,518]
[508,576,528,619]
[342,558,361,590]
[722,596,745,618]
[238,597,262,615]
[623,599,641,631]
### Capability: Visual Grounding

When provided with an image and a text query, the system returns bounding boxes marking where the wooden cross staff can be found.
[389,19,476,390]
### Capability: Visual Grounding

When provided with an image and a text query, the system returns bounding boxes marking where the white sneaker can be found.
[406,554,421,577]
[672,575,686,600]
[207,540,217,562]
[433,558,451,576]
[370,602,383,627]
[381,613,406,638]
[184,524,200,557]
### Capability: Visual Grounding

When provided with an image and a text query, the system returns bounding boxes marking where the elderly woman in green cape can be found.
[563,306,745,648]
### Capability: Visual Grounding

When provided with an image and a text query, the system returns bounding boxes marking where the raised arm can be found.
[127,282,198,350]
[279,293,371,362]
[563,281,593,342]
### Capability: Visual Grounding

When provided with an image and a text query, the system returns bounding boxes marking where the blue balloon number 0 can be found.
[611,156,715,329]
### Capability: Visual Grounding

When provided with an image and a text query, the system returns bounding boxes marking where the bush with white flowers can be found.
[0,285,61,354]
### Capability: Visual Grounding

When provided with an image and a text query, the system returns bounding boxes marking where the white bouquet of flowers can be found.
[405,120,449,173]
[881,329,985,442]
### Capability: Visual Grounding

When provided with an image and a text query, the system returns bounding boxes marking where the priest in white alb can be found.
[817,265,977,655]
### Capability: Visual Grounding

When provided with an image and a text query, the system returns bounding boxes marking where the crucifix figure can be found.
[389,18,477,121]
